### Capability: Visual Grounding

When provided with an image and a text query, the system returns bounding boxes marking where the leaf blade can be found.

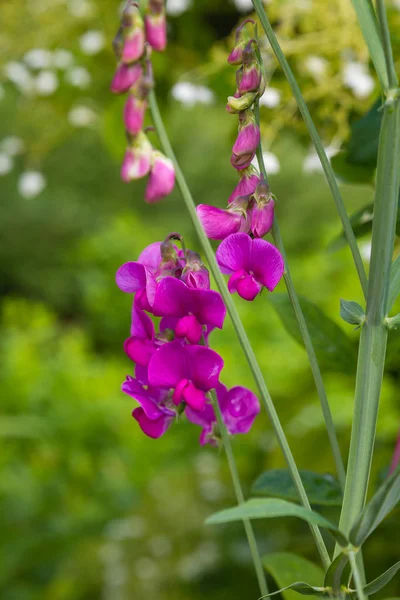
[263,553,326,600]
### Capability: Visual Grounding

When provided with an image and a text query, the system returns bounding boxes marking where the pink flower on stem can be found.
[250,200,275,237]
[145,0,167,52]
[181,250,210,290]
[116,259,157,312]
[145,151,175,203]
[122,373,175,438]
[124,93,147,136]
[216,232,284,301]
[121,132,153,182]
[186,384,260,445]
[148,341,224,411]
[124,306,158,366]
[196,196,251,240]
[110,62,142,94]
[227,19,256,66]
[228,166,260,204]
[121,4,145,63]
[152,276,226,343]
[237,41,262,94]
[231,112,260,170]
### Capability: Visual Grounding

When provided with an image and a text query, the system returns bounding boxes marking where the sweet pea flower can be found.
[153,276,226,343]
[228,166,260,204]
[122,374,175,438]
[124,306,157,366]
[181,250,210,290]
[148,341,224,411]
[216,232,284,301]
[121,4,145,63]
[145,0,167,52]
[196,196,251,240]
[116,260,157,311]
[237,41,262,95]
[186,384,260,445]
[124,92,147,135]
[145,151,175,203]
[250,179,275,237]
[227,19,256,66]
[121,132,153,182]
[231,111,260,170]
[110,62,142,94]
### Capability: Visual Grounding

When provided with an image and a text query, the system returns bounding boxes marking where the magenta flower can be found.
[110,62,142,94]
[228,167,260,204]
[216,232,284,301]
[121,132,153,182]
[227,19,256,66]
[181,251,210,290]
[186,384,260,445]
[116,260,157,312]
[144,0,167,52]
[145,151,175,203]
[122,374,175,438]
[250,199,275,237]
[231,115,260,170]
[148,341,224,411]
[122,26,145,64]
[153,277,226,343]
[196,197,251,241]
[124,306,157,366]
[124,94,147,136]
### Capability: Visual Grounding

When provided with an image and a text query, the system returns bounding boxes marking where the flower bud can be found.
[121,132,153,182]
[181,250,210,290]
[238,41,262,94]
[227,19,256,66]
[226,91,257,113]
[145,150,175,203]
[124,91,147,135]
[196,196,251,240]
[231,111,260,170]
[250,179,275,237]
[110,62,142,94]
[228,165,260,204]
[120,3,145,63]
[145,0,167,52]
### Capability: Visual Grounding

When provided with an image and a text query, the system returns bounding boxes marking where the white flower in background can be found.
[0,136,24,156]
[360,241,372,261]
[233,0,254,12]
[303,146,337,173]
[24,48,52,70]
[171,82,214,106]
[5,62,34,94]
[393,0,400,10]
[53,49,74,70]
[305,55,328,79]
[80,30,105,55]
[259,87,281,108]
[0,153,13,176]
[18,171,46,198]
[67,0,95,18]
[35,71,59,95]
[167,0,191,15]
[68,105,97,127]
[65,66,91,88]
[252,151,281,174]
[343,62,374,98]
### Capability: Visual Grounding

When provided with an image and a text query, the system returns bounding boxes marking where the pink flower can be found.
[227,19,256,66]
[124,306,158,366]
[110,63,142,94]
[148,341,224,411]
[144,0,167,52]
[181,250,210,290]
[196,196,251,240]
[186,383,260,445]
[216,232,284,301]
[124,93,147,135]
[250,200,275,237]
[237,42,262,94]
[121,132,152,182]
[145,151,175,203]
[121,4,145,63]
[228,166,260,204]
[231,113,260,170]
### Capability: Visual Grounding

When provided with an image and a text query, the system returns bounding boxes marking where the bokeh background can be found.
[1,0,400,598]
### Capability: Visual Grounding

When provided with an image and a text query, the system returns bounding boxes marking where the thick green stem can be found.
[149,90,330,569]
[251,0,368,299]
[211,392,268,596]
[376,0,398,89]
[254,100,346,491]
[349,551,367,600]
[338,100,400,537]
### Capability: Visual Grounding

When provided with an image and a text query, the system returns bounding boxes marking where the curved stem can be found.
[149,90,330,569]
[254,99,346,490]
[211,391,268,596]
[251,0,368,300]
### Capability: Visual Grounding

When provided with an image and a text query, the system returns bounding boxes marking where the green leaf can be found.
[206,498,348,546]
[340,300,365,326]
[269,294,357,374]
[347,99,383,166]
[349,2,388,91]
[324,554,350,593]
[363,562,400,596]
[388,254,400,311]
[349,466,400,546]
[252,469,343,507]
[263,553,326,600]
[331,151,375,185]
[258,582,329,598]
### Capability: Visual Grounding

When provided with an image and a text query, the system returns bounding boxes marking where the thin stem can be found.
[349,551,367,600]
[251,0,368,300]
[254,99,346,490]
[211,391,268,596]
[389,428,400,475]
[376,0,398,89]
[149,90,330,569]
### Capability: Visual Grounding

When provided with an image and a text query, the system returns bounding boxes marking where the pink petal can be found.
[216,232,252,274]
[148,341,187,388]
[144,14,167,52]
[174,315,203,344]
[152,277,191,317]
[196,204,244,240]
[193,289,226,329]
[124,337,155,366]
[138,241,162,273]
[236,274,261,301]
[251,200,275,238]
[145,152,175,203]
[116,262,146,293]
[122,29,145,63]
[110,63,142,94]
[186,346,224,391]
[182,381,207,411]
[228,171,260,204]
[130,305,154,339]
[122,377,164,420]
[132,408,173,438]
[250,238,284,291]
[124,95,147,136]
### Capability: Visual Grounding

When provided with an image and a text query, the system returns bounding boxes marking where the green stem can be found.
[254,100,346,491]
[349,551,367,600]
[211,391,269,596]
[338,99,400,538]
[149,90,330,569]
[251,0,368,300]
[376,0,398,89]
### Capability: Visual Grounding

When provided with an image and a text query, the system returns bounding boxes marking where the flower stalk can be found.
[211,391,269,596]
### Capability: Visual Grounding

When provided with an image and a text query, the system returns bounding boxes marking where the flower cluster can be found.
[117,234,260,442]
[110,0,175,202]
[196,21,284,301]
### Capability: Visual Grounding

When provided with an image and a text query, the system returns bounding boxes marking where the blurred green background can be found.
[1,1,400,598]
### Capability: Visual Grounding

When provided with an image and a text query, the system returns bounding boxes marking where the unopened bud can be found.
[145,150,175,203]
[227,19,256,66]
[121,131,152,182]
[238,41,262,94]
[145,0,167,52]
[227,91,257,113]
[231,111,260,170]
[110,62,142,94]
[121,4,145,63]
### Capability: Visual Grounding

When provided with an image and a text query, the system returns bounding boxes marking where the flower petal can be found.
[196,204,243,240]
[132,408,174,438]
[250,238,284,291]
[192,289,226,329]
[186,345,224,390]
[148,341,187,388]
[216,232,252,274]
[222,385,260,434]
[122,377,164,420]
[138,241,162,272]
[130,305,154,339]
[116,262,146,293]
[152,277,190,317]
